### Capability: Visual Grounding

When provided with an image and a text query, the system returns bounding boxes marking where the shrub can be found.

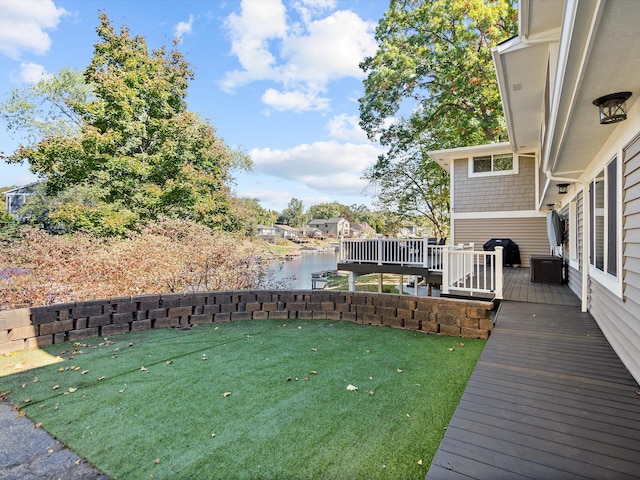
[0,217,272,310]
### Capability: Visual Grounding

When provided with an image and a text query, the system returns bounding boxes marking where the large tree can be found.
[359,0,517,237]
[3,14,249,235]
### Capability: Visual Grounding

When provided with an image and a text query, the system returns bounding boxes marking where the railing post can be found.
[442,246,450,295]
[377,238,383,265]
[339,237,344,262]
[495,246,504,299]
[422,237,428,268]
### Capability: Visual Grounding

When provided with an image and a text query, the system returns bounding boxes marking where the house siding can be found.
[452,216,548,267]
[583,131,640,385]
[453,156,536,213]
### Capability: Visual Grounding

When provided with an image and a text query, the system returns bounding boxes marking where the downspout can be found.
[545,170,589,312]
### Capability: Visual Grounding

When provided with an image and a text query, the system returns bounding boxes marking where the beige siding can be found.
[454,156,536,213]
[452,216,548,267]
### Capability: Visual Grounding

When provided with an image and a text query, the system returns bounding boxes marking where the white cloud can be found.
[13,62,51,84]
[174,14,194,43]
[0,0,67,59]
[221,0,377,112]
[262,88,330,112]
[326,114,369,142]
[249,141,383,194]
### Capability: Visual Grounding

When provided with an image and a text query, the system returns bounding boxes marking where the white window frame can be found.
[588,155,622,298]
[468,153,519,177]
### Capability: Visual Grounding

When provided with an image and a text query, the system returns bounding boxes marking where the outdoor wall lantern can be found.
[557,183,570,194]
[593,92,632,124]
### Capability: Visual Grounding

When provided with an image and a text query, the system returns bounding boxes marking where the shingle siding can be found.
[453,216,549,267]
[453,156,536,213]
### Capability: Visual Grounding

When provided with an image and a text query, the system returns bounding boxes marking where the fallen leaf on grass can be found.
[397,369,403,373]
[48,449,54,454]
[310,370,317,375]
[304,376,310,381]
[211,433,216,438]
[119,389,126,393]
[310,348,318,352]
[154,458,160,464]
[17,410,25,418]
[35,423,42,429]
[285,376,292,381]
[418,459,423,466]
[98,376,106,381]
[54,404,59,411]
[52,385,60,390]
[33,376,38,383]
[165,360,173,365]
[68,387,77,393]
[140,366,148,372]
[223,392,231,397]
[369,391,375,396]
[75,460,81,465]
[346,384,358,391]
[448,347,454,352]
[458,342,465,347]
[366,349,372,353]
[23,398,31,404]
[81,370,89,375]
[0,391,11,401]
[201,354,208,361]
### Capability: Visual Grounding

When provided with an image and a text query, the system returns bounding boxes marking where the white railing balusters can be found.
[338,238,503,299]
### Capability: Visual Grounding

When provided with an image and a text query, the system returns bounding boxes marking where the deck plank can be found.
[426,300,640,480]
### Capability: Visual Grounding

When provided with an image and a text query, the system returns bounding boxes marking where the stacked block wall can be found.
[0,291,493,354]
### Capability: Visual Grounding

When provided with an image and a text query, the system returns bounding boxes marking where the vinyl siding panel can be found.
[589,280,640,385]
[568,264,582,297]
[452,216,548,267]
[453,156,536,213]
[587,132,640,384]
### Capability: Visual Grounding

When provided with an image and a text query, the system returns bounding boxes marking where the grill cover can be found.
[483,238,521,266]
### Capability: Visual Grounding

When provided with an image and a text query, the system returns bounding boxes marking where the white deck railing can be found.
[442,245,503,299]
[339,238,503,299]
[339,238,445,271]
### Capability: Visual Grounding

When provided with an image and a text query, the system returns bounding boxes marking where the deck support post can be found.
[442,247,450,295]
[378,273,383,293]
[348,272,356,292]
[399,274,403,295]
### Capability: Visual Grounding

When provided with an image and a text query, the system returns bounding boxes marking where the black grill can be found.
[483,238,521,266]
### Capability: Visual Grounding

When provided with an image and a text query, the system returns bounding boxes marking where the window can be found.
[469,153,517,176]
[590,157,617,277]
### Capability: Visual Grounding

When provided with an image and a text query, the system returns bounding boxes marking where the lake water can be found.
[270,251,339,289]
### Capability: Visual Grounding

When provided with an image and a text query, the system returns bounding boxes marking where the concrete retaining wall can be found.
[0,290,494,354]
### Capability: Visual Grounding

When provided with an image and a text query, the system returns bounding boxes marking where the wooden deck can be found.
[426,270,640,479]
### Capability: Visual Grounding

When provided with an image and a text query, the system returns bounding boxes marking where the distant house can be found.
[274,224,300,240]
[3,183,39,221]
[308,217,350,237]
[255,225,276,242]
[299,226,324,238]
[350,222,375,238]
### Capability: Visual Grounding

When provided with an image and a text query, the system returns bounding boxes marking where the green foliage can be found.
[307,202,354,223]
[1,320,485,478]
[359,0,518,235]
[0,68,91,143]
[277,197,307,227]
[236,197,279,236]
[3,14,250,236]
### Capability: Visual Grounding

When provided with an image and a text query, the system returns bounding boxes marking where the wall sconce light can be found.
[557,183,570,194]
[593,92,632,124]
[546,203,555,210]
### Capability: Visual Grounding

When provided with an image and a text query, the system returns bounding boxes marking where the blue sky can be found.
[0,0,389,211]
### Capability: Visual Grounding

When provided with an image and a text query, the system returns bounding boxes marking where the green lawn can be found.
[1,319,484,479]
